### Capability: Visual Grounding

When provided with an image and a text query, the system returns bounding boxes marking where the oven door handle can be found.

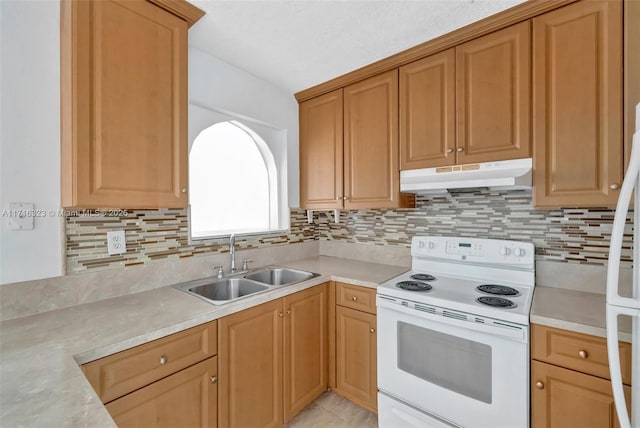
[377,296,528,342]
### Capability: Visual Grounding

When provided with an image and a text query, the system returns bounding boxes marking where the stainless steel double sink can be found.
[173,267,320,305]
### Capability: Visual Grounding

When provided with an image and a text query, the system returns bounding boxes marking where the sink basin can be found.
[244,267,317,286]
[173,266,319,306]
[175,277,269,305]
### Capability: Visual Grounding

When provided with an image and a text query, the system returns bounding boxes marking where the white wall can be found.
[0,0,63,284]
[0,4,300,285]
[188,47,300,207]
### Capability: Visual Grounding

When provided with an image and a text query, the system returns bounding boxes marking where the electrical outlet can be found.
[107,230,126,255]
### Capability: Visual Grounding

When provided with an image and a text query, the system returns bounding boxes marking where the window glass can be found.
[189,120,278,239]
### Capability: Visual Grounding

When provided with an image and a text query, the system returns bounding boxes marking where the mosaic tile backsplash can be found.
[317,189,634,268]
[66,209,316,274]
[66,189,634,274]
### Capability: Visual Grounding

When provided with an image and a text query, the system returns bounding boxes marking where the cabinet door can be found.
[218,299,283,428]
[344,70,400,209]
[299,90,344,209]
[533,0,622,207]
[531,360,631,428]
[61,0,188,208]
[105,356,217,428]
[335,306,377,413]
[456,21,531,164]
[400,49,456,170]
[283,284,328,422]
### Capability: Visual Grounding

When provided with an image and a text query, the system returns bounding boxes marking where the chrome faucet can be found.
[229,234,237,274]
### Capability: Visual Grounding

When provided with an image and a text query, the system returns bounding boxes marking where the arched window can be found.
[189,120,279,239]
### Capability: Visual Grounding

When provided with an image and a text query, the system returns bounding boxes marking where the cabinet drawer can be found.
[531,324,631,385]
[336,282,376,315]
[106,356,218,428]
[84,320,217,403]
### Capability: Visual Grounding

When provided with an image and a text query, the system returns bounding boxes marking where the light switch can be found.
[8,202,35,230]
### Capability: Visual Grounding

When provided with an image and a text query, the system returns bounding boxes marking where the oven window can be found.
[397,322,492,403]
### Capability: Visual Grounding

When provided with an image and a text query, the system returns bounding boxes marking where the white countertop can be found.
[2,255,634,427]
[0,256,407,427]
[530,286,633,343]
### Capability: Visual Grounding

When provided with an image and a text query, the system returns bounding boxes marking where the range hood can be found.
[400,158,532,194]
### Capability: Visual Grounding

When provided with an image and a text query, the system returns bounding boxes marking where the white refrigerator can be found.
[607,102,640,428]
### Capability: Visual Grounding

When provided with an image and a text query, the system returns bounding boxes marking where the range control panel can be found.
[412,236,535,268]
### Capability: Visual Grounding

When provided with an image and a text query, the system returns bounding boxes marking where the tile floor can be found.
[286,391,378,428]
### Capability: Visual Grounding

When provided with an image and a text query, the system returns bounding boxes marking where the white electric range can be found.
[377,236,535,428]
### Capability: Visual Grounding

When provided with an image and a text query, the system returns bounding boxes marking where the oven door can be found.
[377,296,529,428]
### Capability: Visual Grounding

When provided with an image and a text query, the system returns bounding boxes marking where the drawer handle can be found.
[535,381,544,389]
[159,355,168,365]
[352,296,357,301]
[578,350,589,359]
[210,376,218,384]
[370,328,376,334]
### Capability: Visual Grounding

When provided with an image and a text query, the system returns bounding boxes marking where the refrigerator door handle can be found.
[607,130,640,309]
[606,306,635,428]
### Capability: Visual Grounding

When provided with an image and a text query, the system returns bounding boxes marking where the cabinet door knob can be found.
[610,183,620,190]
[446,148,454,153]
[535,381,544,389]
[286,310,291,315]
[278,312,284,317]
[181,188,187,193]
[578,350,588,359]
[159,355,168,365]
[336,196,342,200]
[210,376,218,384]
[370,328,376,334]
[352,296,357,301]
[343,196,350,200]
[456,147,464,152]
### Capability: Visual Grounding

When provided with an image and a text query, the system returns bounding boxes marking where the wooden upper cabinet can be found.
[533,0,623,207]
[456,21,531,164]
[400,49,456,169]
[299,89,344,209]
[61,0,203,209]
[344,70,400,209]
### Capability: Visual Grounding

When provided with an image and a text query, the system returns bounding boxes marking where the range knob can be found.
[514,248,525,257]
[428,241,435,249]
[500,247,511,256]
[418,241,425,248]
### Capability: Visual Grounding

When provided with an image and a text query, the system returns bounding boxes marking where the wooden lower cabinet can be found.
[283,284,329,421]
[106,356,218,428]
[532,360,631,428]
[335,305,377,413]
[218,298,283,428]
[218,283,329,427]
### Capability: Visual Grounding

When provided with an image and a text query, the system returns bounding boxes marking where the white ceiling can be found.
[189,0,527,94]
